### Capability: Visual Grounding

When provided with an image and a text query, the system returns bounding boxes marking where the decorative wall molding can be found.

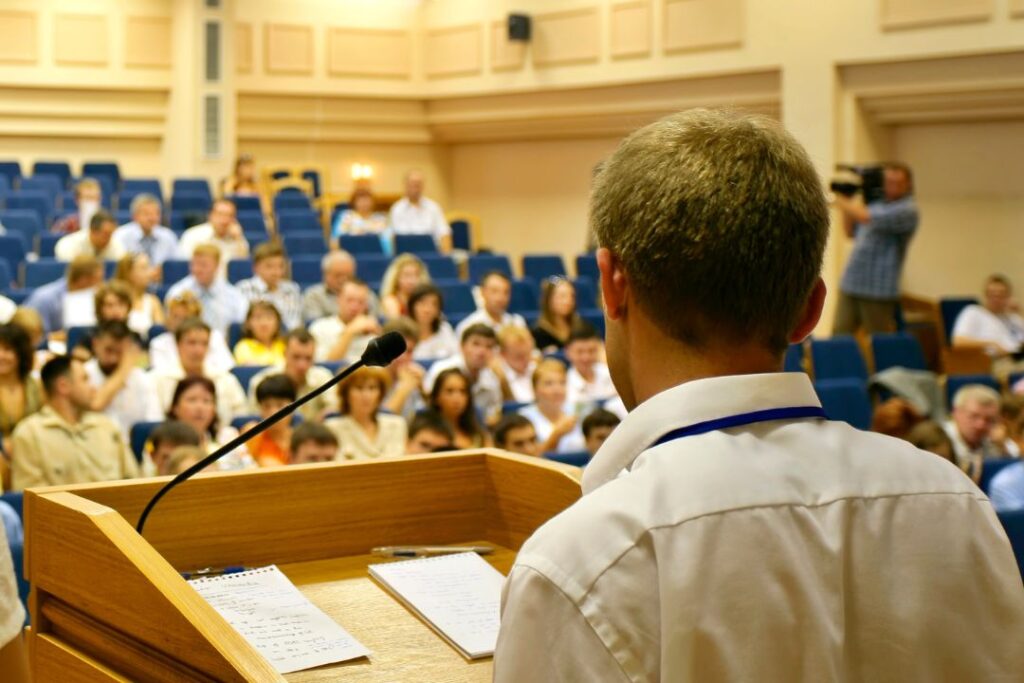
[327,27,411,79]
[236,22,253,74]
[0,86,167,139]
[880,0,993,31]
[125,16,172,69]
[532,8,601,67]
[54,14,108,67]
[490,20,525,72]
[611,1,651,60]
[663,0,743,54]
[264,23,314,75]
[237,93,428,143]
[425,24,482,79]
[0,11,38,65]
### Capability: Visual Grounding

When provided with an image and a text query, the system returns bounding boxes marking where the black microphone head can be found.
[361,331,407,367]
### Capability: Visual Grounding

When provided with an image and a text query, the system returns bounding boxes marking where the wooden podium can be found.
[22,451,582,682]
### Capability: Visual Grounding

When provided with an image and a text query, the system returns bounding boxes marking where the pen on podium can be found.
[371,545,494,558]
[180,565,249,580]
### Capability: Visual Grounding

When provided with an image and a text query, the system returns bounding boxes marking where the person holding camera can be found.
[833,163,918,335]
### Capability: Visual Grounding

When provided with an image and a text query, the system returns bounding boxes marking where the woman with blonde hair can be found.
[325,366,407,460]
[519,358,586,454]
[112,253,165,335]
[531,278,582,352]
[380,253,430,319]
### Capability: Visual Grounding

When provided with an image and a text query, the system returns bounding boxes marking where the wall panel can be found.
[125,16,172,69]
[880,0,993,30]
[264,23,314,75]
[0,11,38,64]
[327,28,410,79]
[425,25,482,79]
[54,14,108,67]
[490,20,525,72]
[663,0,743,53]
[236,22,252,74]
[532,8,601,67]
[611,1,651,60]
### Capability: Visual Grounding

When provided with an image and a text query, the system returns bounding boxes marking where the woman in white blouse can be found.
[112,253,164,337]
[325,366,407,460]
[408,284,459,361]
[518,358,586,455]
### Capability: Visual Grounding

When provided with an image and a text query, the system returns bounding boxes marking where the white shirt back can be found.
[952,304,1024,352]
[495,373,1024,682]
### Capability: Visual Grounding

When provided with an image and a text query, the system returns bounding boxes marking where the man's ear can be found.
[789,277,826,343]
[597,248,627,321]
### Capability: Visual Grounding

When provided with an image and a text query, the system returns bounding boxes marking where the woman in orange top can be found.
[244,374,297,466]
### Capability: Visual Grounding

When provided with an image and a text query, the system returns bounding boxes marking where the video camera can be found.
[830,164,886,204]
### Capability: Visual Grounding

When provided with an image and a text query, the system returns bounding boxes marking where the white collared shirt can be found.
[388,195,450,242]
[55,229,127,262]
[177,222,250,280]
[495,372,1024,682]
[566,362,618,407]
[84,359,165,442]
[454,309,527,340]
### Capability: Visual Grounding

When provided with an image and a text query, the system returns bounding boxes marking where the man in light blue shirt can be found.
[113,193,178,268]
[24,255,103,334]
[164,244,247,336]
[989,461,1024,512]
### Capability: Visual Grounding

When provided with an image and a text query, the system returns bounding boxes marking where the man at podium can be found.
[493,110,1024,680]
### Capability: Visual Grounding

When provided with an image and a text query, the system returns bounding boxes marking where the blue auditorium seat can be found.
[450,219,471,251]
[468,254,512,283]
[24,260,65,288]
[509,279,539,317]
[283,231,327,257]
[20,175,62,197]
[67,325,95,350]
[170,210,205,233]
[997,509,1024,580]
[575,253,599,281]
[227,195,261,213]
[276,209,320,234]
[939,297,978,346]
[980,458,1018,495]
[421,254,458,280]
[394,234,438,255]
[339,234,384,254]
[814,378,872,431]
[242,231,270,250]
[300,169,322,198]
[130,421,163,463]
[37,233,60,259]
[291,255,323,287]
[871,333,927,372]
[273,192,311,212]
[227,259,254,284]
[82,162,121,189]
[784,343,806,373]
[228,323,243,350]
[7,191,53,227]
[171,191,212,215]
[32,161,71,188]
[810,336,868,381]
[573,277,600,313]
[0,161,22,185]
[0,235,28,281]
[0,175,8,202]
[230,365,269,393]
[544,451,591,467]
[162,259,190,284]
[354,255,391,284]
[522,254,567,283]
[580,310,605,338]
[0,261,12,290]
[439,282,476,317]
[946,374,1001,409]
[58,190,77,212]
[0,210,43,250]
[237,210,267,235]
[172,178,212,201]
[120,178,164,204]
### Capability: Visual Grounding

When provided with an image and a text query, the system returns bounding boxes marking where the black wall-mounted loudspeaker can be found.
[508,13,531,42]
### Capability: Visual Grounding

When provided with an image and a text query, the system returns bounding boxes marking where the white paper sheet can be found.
[188,565,370,674]
[368,552,504,659]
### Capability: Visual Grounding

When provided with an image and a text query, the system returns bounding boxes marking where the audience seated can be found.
[10,355,137,490]
[290,423,339,464]
[150,291,234,375]
[325,366,407,460]
[944,384,1020,483]
[582,408,620,456]
[247,329,337,421]
[408,284,459,360]
[332,187,388,241]
[163,375,251,470]
[144,420,201,477]
[92,280,138,338]
[989,460,1024,512]
[405,411,455,454]
[302,250,355,321]
[221,153,264,206]
[905,420,956,464]
[113,194,178,267]
[389,170,452,253]
[428,368,491,449]
[84,321,162,441]
[177,198,249,278]
[150,318,247,424]
[112,253,165,335]
[55,210,126,262]
[165,244,247,336]
[380,253,430,319]
[494,325,537,404]
[309,278,380,363]
[162,445,204,476]
[997,394,1024,455]
[564,323,617,409]
[519,358,586,455]
[379,318,425,420]
[51,177,103,234]
[951,274,1024,380]
[423,323,504,425]
[237,242,302,330]
[233,301,286,366]
[531,277,581,352]
[24,255,103,335]
[243,375,296,467]
[494,414,540,457]
[455,271,526,339]
[871,397,924,439]
[9,308,48,371]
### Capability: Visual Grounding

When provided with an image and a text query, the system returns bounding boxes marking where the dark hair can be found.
[382,317,418,343]
[168,376,219,438]
[536,278,581,340]
[255,373,298,404]
[290,422,338,453]
[460,323,497,346]
[582,408,620,439]
[40,354,73,395]
[149,420,202,451]
[408,284,445,334]
[408,410,454,441]
[480,270,511,287]
[285,328,315,345]
[0,323,34,381]
[252,240,286,264]
[240,301,283,342]
[89,209,116,231]
[429,368,485,441]
[494,414,535,448]
[987,274,1012,291]
[566,322,600,345]
[93,320,132,342]
[905,420,955,462]
[174,317,211,343]
[883,161,914,193]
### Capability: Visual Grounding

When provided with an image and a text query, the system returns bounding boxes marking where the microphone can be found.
[135,331,407,535]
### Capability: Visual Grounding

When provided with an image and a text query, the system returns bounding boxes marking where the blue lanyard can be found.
[652,406,828,447]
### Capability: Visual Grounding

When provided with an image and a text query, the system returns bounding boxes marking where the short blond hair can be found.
[66,254,102,285]
[75,177,100,198]
[531,358,567,389]
[498,325,534,348]
[952,384,1000,410]
[381,253,429,299]
[193,243,222,263]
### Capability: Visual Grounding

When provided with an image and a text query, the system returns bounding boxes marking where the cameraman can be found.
[833,163,918,335]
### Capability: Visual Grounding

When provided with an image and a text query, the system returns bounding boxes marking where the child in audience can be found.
[405,411,455,454]
[429,368,491,449]
[325,366,407,460]
[290,423,340,464]
[233,301,286,366]
[162,445,205,476]
[408,283,459,360]
[113,253,164,336]
[905,420,957,464]
[519,358,586,454]
[145,420,201,477]
[531,278,582,352]
[166,376,252,470]
[582,408,621,456]
[494,414,540,457]
[565,322,617,409]
[380,254,430,319]
[242,374,297,466]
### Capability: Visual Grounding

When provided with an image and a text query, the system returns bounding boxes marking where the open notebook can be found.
[368,552,505,659]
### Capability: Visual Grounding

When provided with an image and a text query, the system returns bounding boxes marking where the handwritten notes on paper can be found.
[368,552,504,659]
[188,565,370,674]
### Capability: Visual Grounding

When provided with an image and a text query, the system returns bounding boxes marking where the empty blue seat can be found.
[171,192,212,215]
[32,161,71,188]
[575,253,599,281]
[509,279,540,316]
[0,161,22,185]
[162,259,190,284]
[0,175,8,202]
[21,175,62,197]
[82,162,121,189]
[810,336,868,381]
[37,233,60,258]
[242,231,270,250]
[439,282,476,316]
[0,235,28,281]
[227,259,253,284]
[580,310,605,338]
[468,254,512,283]
[522,254,567,283]
[291,255,323,287]
[394,234,438,255]
[283,231,327,256]
[981,458,1019,495]
[815,378,872,430]
[227,195,261,213]
[172,178,212,201]
[129,421,163,463]
[237,210,267,235]
[67,325,95,350]
[8,191,53,227]
[939,297,978,346]
[0,210,42,248]
[300,170,322,198]
[230,365,269,393]
[421,254,458,280]
[24,260,65,288]
[544,451,591,467]
[58,190,77,212]
[121,178,163,204]
[0,260,11,290]
[573,277,600,312]
[997,509,1024,580]
[3,288,31,305]
[228,322,243,350]
[339,234,384,254]
[355,255,391,284]
[273,192,311,212]
[871,333,927,372]
[276,209,320,233]
[946,374,1001,409]
[784,343,805,373]
[170,210,205,233]
[450,219,471,251]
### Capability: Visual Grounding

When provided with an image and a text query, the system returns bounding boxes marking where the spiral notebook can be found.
[368,552,505,660]
[188,565,370,674]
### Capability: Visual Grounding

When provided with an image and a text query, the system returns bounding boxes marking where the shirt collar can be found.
[582,372,822,494]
